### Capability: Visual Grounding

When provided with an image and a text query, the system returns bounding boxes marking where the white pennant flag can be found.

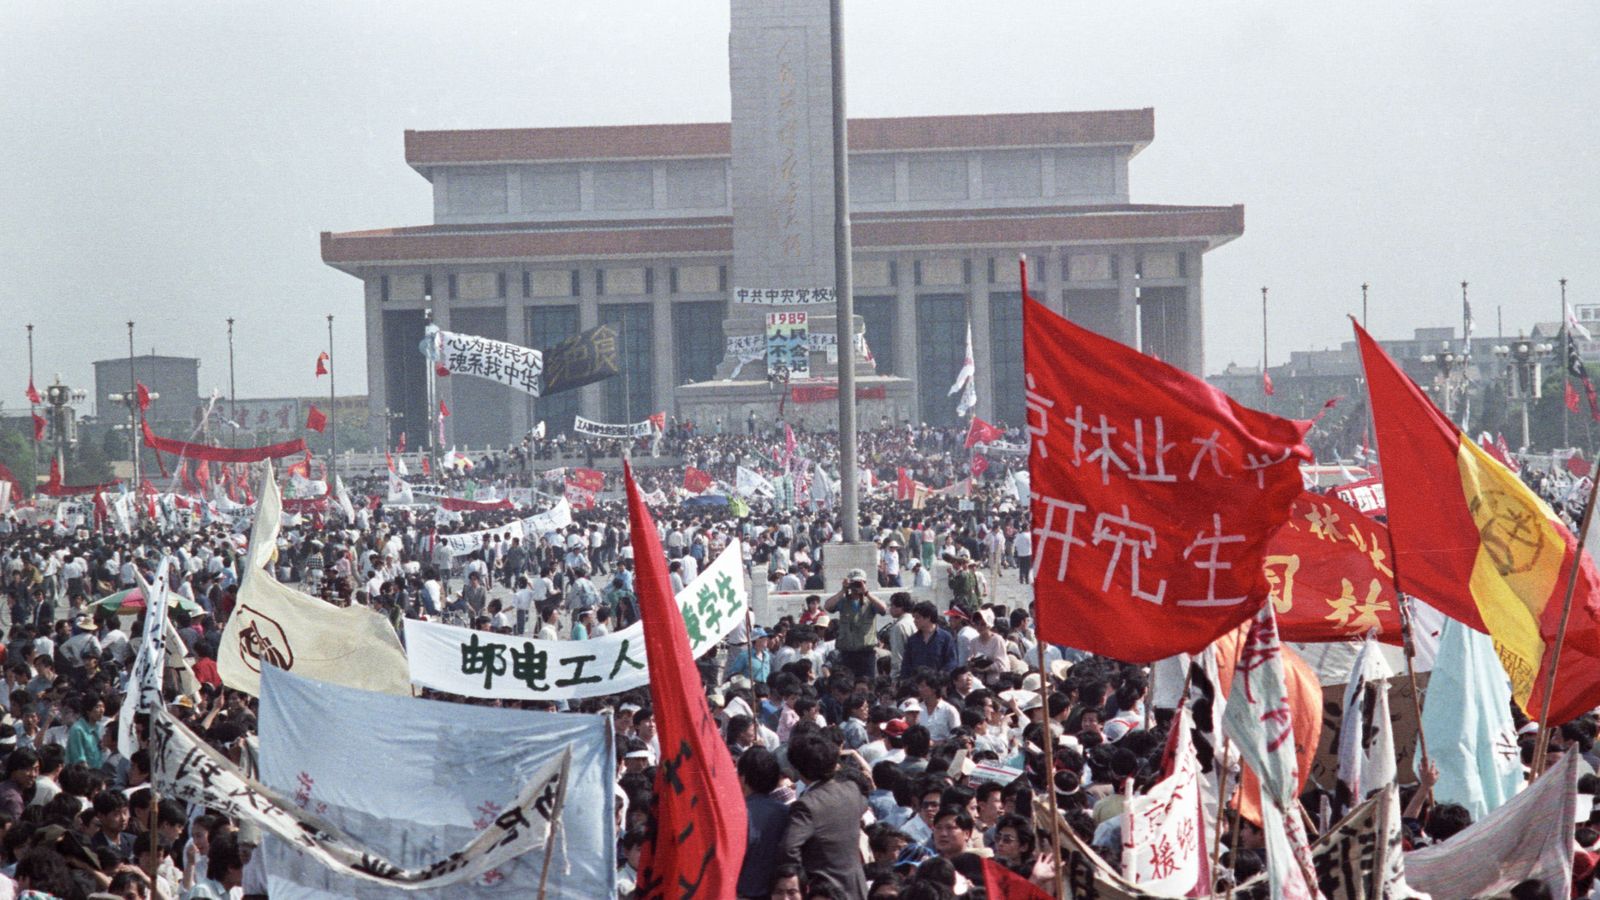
[118,557,174,757]
[1337,634,1397,804]
[949,320,977,416]
[735,465,775,498]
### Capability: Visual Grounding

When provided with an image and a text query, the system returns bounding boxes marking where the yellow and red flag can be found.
[1356,321,1600,723]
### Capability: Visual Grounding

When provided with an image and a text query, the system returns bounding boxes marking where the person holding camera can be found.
[824,568,886,679]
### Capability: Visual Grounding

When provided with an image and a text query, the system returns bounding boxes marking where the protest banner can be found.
[733,286,835,306]
[152,707,570,892]
[724,333,767,380]
[117,559,173,757]
[437,500,573,556]
[141,417,306,463]
[765,311,810,380]
[1267,490,1403,644]
[540,324,620,397]
[1022,258,1311,663]
[406,544,747,701]
[573,416,657,440]
[436,330,544,396]
[1331,476,1387,517]
[1308,672,1423,792]
[1121,706,1207,893]
[256,667,615,898]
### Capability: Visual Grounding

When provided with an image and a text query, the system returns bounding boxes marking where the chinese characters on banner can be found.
[733,286,836,306]
[623,464,746,899]
[1331,476,1387,517]
[573,416,658,440]
[1266,490,1402,643]
[404,545,748,702]
[540,324,621,397]
[1021,261,1312,663]
[1122,706,1208,893]
[151,709,572,890]
[765,311,810,381]
[436,330,545,396]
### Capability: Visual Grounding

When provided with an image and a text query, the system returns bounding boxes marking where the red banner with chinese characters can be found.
[1268,491,1402,644]
[624,463,746,899]
[564,483,596,511]
[789,384,887,404]
[567,467,606,492]
[1330,476,1386,518]
[1022,259,1312,663]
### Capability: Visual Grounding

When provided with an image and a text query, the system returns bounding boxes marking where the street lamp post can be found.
[1493,338,1551,451]
[227,318,237,448]
[126,321,140,489]
[1420,342,1463,423]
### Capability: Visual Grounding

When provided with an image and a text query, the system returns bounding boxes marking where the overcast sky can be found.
[2,1,1596,417]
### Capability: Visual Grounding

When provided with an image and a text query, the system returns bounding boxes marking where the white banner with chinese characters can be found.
[436,501,572,558]
[733,286,836,306]
[405,545,747,701]
[725,333,767,380]
[437,330,544,396]
[151,707,571,891]
[1122,705,1208,893]
[572,415,657,440]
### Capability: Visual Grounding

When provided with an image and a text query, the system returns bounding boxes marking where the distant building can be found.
[92,355,200,429]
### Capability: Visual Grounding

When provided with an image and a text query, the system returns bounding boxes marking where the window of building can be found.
[593,164,654,210]
[662,161,727,209]
[908,155,969,202]
[673,302,726,385]
[520,166,581,212]
[526,305,581,435]
[916,294,968,425]
[981,151,1042,199]
[990,291,1024,425]
[1054,149,1116,196]
[447,169,508,214]
[849,156,896,203]
[601,304,654,421]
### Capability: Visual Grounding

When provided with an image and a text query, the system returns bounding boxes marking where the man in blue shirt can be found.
[899,601,957,675]
[727,628,772,683]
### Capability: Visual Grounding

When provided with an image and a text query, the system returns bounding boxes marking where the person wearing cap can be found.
[965,608,1007,668]
[901,601,957,675]
[727,628,772,684]
[947,550,985,607]
[58,614,101,678]
[824,569,887,680]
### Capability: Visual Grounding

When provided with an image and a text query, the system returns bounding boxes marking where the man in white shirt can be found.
[887,593,918,677]
[510,577,537,635]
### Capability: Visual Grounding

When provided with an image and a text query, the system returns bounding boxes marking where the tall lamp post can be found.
[43,378,87,476]
[1494,338,1551,451]
[1420,342,1463,424]
[106,387,157,486]
[226,318,237,448]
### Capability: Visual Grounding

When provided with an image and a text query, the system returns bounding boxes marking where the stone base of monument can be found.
[674,375,917,432]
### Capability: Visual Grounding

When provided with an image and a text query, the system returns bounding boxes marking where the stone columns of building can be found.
[507,297,530,441]
[650,270,675,417]
[363,276,388,449]
[894,253,920,415]
[970,268,994,422]
[431,281,454,447]
[1116,249,1139,349]
[1183,248,1205,376]
[576,270,602,421]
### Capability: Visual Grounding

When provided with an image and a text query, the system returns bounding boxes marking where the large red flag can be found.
[683,466,713,494]
[965,416,1004,449]
[970,453,990,478]
[1023,258,1312,663]
[1267,490,1402,644]
[1357,320,1600,723]
[25,380,40,405]
[304,405,327,433]
[31,414,46,442]
[623,462,745,898]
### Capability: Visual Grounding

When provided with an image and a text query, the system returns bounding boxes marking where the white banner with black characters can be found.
[118,558,174,757]
[437,330,544,397]
[725,333,767,380]
[572,415,657,440]
[151,708,571,891]
[405,544,747,701]
[806,330,871,364]
[437,501,572,557]
[733,286,836,306]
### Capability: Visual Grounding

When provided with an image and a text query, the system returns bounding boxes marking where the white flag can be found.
[118,557,173,757]
[387,470,414,505]
[1122,706,1208,893]
[735,465,775,498]
[949,320,977,416]
[1337,634,1397,803]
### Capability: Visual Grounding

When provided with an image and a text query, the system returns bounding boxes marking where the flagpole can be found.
[26,324,38,483]
[1033,636,1066,900]
[1209,732,1232,894]
[1563,278,1571,450]
[1395,595,1435,804]
[128,321,141,491]
[226,318,237,449]
[1532,468,1600,776]
[425,297,438,475]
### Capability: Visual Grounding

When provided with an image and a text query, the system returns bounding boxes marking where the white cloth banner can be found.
[522,498,573,536]
[437,330,544,396]
[152,707,570,892]
[118,558,173,757]
[732,286,836,306]
[735,466,775,498]
[406,545,747,701]
[725,334,767,380]
[1337,635,1397,804]
[257,666,615,899]
[1405,749,1576,899]
[1122,705,1208,893]
[572,415,656,439]
[439,501,573,557]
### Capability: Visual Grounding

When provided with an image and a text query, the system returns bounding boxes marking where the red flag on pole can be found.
[420,455,431,477]
[31,414,45,442]
[439,400,450,418]
[179,460,199,495]
[982,858,1053,899]
[1263,370,1275,396]
[648,411,666,433]
[682,467,713,494]
[195,460,212,493]
[435,362,450,378]
[1022,256,1311,663]
[1267,490,1403,644]
[895,467,914,502]
[397,432,407,454]
[1568,380,1582,414]
[623,462,746,898]
[315,351,330,377]
[136,382,152,413]
[25,380,40,405]
[964,416,1004,449]
[305,405,327,433]
[970,453,990,478]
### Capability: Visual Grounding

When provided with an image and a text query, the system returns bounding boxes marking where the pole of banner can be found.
[226,318,238,449]
[1209,732,1232,895]
[535,759,571,900]
[1395,595,1435,803]
[1533,469,1600,776]
[1033,636,1066,900]
[327,315,337,476]
[128,321,140,491]
[26,324,39,482]
[830,0,860,544]
[424,297,438,475]
[1563,278,1571,450]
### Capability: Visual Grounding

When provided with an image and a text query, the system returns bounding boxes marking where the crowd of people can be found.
[0,422,1591,899]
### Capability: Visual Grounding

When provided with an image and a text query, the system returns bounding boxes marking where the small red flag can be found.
[1568,380,1582,414]
[624,462,746,898]
[195,460,212,492]
[648,411,666,433]
[1263,370,1275,396]
[397,432,407,453]
[136,382,151,412]
[31,413,46,442]
[895,466,915,502]
[420,455,431,476]
[25,380,40,405]
[384,450,396,473]
[1023,257,1311,663]
[982,858,1052,899]
[435,362,450,378]
[304,405,327,433]
[964,416,1004,449]
[439,400,450,418]
[1567,455,1592,478]
[970,453,990,477]
[682,467,713,494]
[179,460,199,495]
[315,351,330,377]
